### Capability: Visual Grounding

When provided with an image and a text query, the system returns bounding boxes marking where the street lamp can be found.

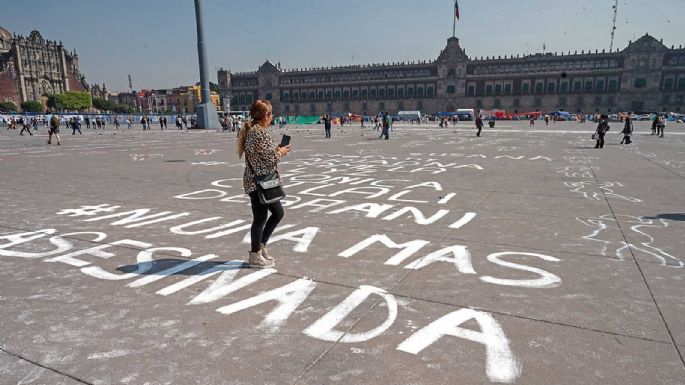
[193,0,220,129]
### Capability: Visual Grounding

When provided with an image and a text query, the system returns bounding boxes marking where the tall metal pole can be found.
[193,0,220,129]
[609,0,618,52]
[452,11,456,38]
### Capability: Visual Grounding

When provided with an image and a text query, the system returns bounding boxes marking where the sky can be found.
[2,0,684,92]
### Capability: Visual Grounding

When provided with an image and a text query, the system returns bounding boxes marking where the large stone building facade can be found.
[218,34,685,116]
[0,26,88,109]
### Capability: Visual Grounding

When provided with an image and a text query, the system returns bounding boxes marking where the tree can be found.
[20,100,42,112]
[0,101,17,112]
[93,97,114,112]
[47,91,92,112]
[112,104,133,113]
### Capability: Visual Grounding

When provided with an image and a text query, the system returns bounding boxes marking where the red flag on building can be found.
[454,0,460,20]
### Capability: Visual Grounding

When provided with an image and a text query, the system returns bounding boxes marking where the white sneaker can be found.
[248,251,274,269]
[260,243,274,261]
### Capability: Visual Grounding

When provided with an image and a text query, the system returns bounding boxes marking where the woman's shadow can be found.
[116,259,249,276]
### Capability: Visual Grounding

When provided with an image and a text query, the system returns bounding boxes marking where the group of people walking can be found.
[651,115,667,137]
[593,114,667,148]
[318,112,392,139]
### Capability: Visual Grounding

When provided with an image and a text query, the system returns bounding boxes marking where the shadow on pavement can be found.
[117,259,249,275]
[644,213,685,222]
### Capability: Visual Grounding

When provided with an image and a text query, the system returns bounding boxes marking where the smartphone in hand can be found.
[279,134,291,147]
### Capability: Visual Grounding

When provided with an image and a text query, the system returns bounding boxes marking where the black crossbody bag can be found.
[245,151,286,205]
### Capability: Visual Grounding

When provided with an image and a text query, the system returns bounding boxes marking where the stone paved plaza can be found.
[1,120,684,385]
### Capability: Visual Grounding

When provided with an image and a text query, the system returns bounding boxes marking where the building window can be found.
[397,88,404,98]
[317,91,323,100]
[608,80,618,91]
[334,90,341,100]
[407,88,414,97]
[446,85,456,94]
[388,88,395,98]
[447,68,456,77]
[584,80,593,91]
[494,84,502,95]
[547,82,555,94]
[560,82,569,93]
[417,87,424,96]
[634,78,647,88]
[504,83,512,95]
[352,90,359,100]
[485,85,493,95]
[426,87,434,96]
[379,89,385,98]
[678,78,685,91]
[467,85,475,96]
[325,91,332,100]
[301,92,308,101]
[521,83,530,94]
[573,81,582,92]
[370,89,377,98]
[595,80,605,92]
[535,83,544,94]
[663,78,674,90]
[361,89,368,98]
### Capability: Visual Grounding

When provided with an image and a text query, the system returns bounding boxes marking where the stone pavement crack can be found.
[0,346,94,385]
[581,148,685,369]
[621,146,685,180]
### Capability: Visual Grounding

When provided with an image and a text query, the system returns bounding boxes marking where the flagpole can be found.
[452,0,458,38]
[452,14,456,38]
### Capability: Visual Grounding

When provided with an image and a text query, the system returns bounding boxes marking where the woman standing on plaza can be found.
[620,116,633,144]
[594,114,610,149]
[238,99,291,268]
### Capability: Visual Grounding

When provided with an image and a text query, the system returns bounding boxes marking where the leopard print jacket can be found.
[243,126,283,194]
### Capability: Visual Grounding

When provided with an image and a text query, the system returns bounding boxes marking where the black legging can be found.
[249,191,284,252]
[595,133,605,148]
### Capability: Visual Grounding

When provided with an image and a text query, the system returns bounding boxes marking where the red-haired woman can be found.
[238,99,292,268]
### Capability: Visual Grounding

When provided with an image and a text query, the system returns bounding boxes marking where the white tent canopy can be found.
[397,110,421,119]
